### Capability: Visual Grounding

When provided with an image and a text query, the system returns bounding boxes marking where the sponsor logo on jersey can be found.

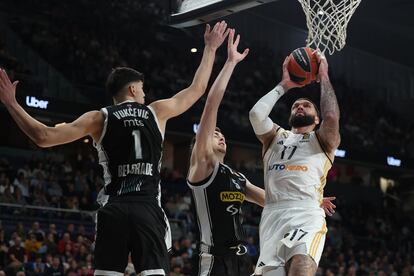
[220,191,245,203]
[268,164,308,172]
[226,204,239,215]
[123,118,144,127]
[118,162,153,177]
[300,133,310,143]
[231,179,241,190]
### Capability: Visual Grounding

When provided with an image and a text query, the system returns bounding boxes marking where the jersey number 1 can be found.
[132,130,143,159]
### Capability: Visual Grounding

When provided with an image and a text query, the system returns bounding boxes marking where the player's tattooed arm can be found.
[316,54,340,154]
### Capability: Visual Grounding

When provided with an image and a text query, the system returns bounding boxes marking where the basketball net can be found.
[298,0,362,55]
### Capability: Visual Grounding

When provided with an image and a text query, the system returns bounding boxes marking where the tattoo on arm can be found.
[320,77,340,120]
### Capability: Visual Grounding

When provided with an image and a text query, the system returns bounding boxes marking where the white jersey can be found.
[263,128,332,205]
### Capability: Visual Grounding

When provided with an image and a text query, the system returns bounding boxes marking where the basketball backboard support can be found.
[169,0,280,28]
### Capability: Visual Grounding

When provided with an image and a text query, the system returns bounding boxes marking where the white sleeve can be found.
[249,85,285,135]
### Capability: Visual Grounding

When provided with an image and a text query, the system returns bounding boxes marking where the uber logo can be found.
[26,96,49,109]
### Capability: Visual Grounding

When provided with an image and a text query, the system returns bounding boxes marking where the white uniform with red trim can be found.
[254,128,332,275]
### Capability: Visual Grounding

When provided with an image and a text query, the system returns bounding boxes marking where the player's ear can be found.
[128,85,136,96]
[315,115,320,125]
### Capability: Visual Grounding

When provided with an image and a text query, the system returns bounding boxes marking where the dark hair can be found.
[189,127,222,155]
[292,97,320,118]
[105,67,144,97]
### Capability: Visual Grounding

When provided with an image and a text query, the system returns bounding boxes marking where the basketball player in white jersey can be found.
[189,36,336,275]
[249,53,340,276]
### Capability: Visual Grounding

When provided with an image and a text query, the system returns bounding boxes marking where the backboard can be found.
[169,0,279,28]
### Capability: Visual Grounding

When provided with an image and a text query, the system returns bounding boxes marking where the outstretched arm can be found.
[316,53,341,156]
[150,21,229,127]
[249,57,302,155]
[245,180,265,207]
[0,69,103,147]
[188,29,249,182]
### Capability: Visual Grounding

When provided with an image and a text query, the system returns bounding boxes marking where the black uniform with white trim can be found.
[188,163,253,276]
[94,101,171,276]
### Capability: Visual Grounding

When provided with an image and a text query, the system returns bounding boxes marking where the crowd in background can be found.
[1,0,413,158]
[0,0,414,275]
[0,152,102,213]
[0,153,413,275]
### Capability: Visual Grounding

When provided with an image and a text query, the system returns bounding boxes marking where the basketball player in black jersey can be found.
[0,21,230,276]
[187,28,261,276]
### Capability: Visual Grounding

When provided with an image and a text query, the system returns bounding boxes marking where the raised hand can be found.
[314,50,329,81]
[320,196,336,216]
[227,29,249,64]
[0,69,19,106]
[204,21,230,51]
[280,56,304,91]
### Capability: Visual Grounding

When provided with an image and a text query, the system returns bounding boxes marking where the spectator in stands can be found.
[14,188,27,206]
[14,223,26,241]
[44,233,58,255]
[246,236,258,260]
[0,173,14,198]
[6,236,25,273]
[66,224,76,241]
[0,186,15,204]
[47,224,58,243]
[28,255,46,275]
[44,256,64,276]
[28,222,45,242]
[24,233,42,260]
[57,233,72,254]
[13,172,30,200]
[0,228,7,270]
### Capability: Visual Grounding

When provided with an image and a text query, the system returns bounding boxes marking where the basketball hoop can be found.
[298,0,362,55]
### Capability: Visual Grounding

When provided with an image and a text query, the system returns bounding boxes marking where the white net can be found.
[298,0,362,55]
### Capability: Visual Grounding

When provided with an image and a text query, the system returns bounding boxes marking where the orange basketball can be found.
[287,47,319,86]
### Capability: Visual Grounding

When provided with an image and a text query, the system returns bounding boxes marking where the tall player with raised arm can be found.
[0,21,230,276]
[249,53,340,276]
[187,29,261,276]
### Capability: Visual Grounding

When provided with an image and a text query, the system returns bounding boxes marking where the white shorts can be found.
[254,200,327,275]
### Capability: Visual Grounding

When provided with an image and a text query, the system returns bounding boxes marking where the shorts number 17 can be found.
[284,228,308,241]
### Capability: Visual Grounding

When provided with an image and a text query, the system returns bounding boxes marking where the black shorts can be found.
[94,197,171,275]
[192,246,253,276]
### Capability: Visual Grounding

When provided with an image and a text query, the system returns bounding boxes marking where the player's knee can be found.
[286,254,317,276]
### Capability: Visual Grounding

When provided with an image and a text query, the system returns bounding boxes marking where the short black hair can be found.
[105,67,144,97]
[292,97,320,118]
[189,127,222,154]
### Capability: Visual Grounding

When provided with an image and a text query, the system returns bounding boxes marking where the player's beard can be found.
[289,114,315,128]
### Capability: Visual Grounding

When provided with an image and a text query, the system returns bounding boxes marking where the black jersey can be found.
[94,101,163,199]
[188,163,247,254]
